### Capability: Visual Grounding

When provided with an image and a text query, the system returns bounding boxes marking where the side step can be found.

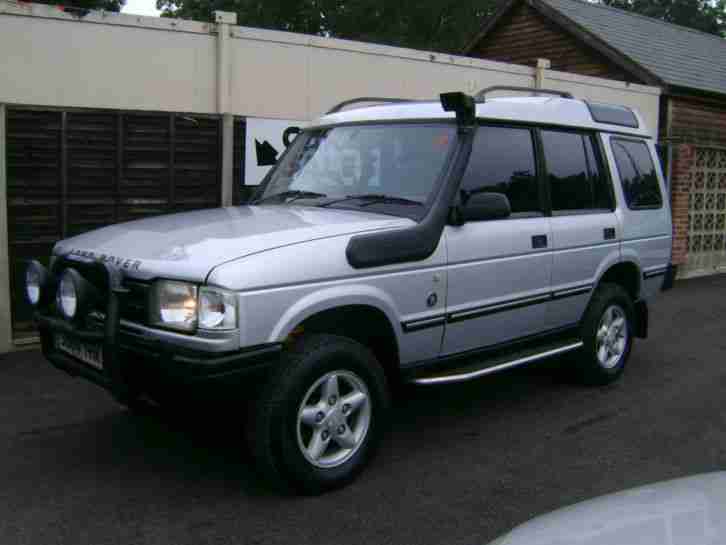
[407,339,583,386]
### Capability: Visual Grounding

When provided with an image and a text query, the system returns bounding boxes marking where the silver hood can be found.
[489,472,726,545]
[54,205,411,282]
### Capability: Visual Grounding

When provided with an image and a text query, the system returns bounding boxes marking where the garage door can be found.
[6,107,222,339]
[683,146,726,277]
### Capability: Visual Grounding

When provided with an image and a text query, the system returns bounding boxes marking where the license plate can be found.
[55,334,103,370]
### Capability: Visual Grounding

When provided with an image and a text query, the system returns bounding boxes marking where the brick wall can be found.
[670,144,695,266]
[666,96,726,270]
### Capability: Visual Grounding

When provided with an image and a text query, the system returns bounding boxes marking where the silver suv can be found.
[26,88,673,494]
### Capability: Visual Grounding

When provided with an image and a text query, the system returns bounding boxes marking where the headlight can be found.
[57,269,79,319]
[199,287,237,330]
[25,260,49,306]
[149,280,198,332]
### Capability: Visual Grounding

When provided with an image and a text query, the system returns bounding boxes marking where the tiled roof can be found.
[541,0,726,95]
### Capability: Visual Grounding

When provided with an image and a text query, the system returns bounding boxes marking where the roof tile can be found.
[541,0,726,95]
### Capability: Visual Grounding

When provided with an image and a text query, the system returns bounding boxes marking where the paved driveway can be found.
[2,275,726,545]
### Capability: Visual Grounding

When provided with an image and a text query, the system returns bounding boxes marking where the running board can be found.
[409,341,583,386]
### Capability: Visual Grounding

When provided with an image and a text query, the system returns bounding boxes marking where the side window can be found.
[611,138,663,209]
[584,136,614,210]
[541,130,613,213]
[459,126,541,217]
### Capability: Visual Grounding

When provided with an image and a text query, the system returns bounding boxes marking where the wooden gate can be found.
[6,107,222,339]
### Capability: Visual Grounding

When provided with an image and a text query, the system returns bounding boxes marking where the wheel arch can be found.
[596,260,642,301]
[269,287,402,384]
[594,260,647,338]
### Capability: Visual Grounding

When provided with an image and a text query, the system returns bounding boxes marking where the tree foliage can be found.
[156,0,499,53]
[598,0,726,36]
[33,0,124,12]
[156,0,725,53]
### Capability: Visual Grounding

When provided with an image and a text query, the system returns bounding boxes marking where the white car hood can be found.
[54,205,411,282]
[489,472,726,545]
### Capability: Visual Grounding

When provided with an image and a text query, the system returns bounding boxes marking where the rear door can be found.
[541,130,621,330]
[441,125,552,356]
[606,136,672,299]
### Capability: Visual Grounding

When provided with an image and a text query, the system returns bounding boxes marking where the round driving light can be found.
[57,269,79,319]
[25,261,48,306]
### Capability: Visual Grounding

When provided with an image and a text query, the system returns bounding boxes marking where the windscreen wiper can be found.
[253,190,328,204]
[320,193,423,208]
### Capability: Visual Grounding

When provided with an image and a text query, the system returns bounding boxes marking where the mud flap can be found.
[633,299,648,338]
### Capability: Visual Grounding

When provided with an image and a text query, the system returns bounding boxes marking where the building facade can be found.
[464,0,726,280]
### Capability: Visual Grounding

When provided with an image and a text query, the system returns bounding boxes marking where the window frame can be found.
[610,136,664,211]
[458,122,547,221]
[536,128,617,217]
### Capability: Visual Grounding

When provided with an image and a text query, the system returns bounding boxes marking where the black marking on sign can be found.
[283,126,302,147]
[255,139,279,166]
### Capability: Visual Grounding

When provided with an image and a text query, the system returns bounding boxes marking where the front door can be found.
[442,125,552,356]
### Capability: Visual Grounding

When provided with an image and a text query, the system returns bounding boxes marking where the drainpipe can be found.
[0,103,12,354]
[215,11,237,207]
[535,58,550,91]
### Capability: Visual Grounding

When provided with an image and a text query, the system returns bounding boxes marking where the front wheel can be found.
[572,283,635,385]
[249,334,390,494]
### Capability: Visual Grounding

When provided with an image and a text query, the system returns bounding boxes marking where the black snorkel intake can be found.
[439,92,477,131]
[345,92,476,269]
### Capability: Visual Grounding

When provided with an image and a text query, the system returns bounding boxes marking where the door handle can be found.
[532,234,548,249]
[604,227,616,240]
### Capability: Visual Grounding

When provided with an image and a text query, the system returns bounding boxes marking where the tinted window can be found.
[586,102,639,128]
[460,126,540,216]
[611,139,663,209]
[542,131,613,212]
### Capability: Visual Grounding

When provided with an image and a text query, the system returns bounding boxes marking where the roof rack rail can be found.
[325,97,414,115]
[475,86,574,101]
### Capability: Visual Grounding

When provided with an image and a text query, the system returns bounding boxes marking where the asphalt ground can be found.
[2,274,726,545]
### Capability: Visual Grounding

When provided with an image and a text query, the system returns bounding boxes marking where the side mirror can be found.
[458,192,511,223]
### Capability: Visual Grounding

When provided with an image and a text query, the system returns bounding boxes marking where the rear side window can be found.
[460,126,541,217]
[541,130,613,213]
[611,138,663,209]
[586,102,639,128]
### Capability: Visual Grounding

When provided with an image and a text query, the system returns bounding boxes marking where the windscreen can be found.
[256,123,456,213]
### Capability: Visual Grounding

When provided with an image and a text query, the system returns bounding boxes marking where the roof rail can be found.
[325,97,414,115]
[475,86,574,101]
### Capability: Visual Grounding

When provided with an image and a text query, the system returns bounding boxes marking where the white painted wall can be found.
[0,1,660,126]
[0,0,661,351]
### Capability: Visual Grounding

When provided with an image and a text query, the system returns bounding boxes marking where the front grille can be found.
[120,281,150,324]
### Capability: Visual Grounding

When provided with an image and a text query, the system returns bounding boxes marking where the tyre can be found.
[249,334,390,495]
[572,283,635,386]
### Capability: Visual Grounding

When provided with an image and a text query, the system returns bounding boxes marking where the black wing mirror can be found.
[452,192,511,224]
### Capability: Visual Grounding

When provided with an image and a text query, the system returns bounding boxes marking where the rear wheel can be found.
[572,283,634,385]
[249,334,390,494]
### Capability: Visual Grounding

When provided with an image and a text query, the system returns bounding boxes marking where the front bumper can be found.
[37,313,281,389]
[34,258,281,401]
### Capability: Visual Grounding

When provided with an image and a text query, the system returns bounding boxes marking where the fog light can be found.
[55,268,98,321]
[25,261,49,307]
[57,269,79,319]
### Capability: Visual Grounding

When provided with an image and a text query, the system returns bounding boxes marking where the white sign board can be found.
[244,117,305,186]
